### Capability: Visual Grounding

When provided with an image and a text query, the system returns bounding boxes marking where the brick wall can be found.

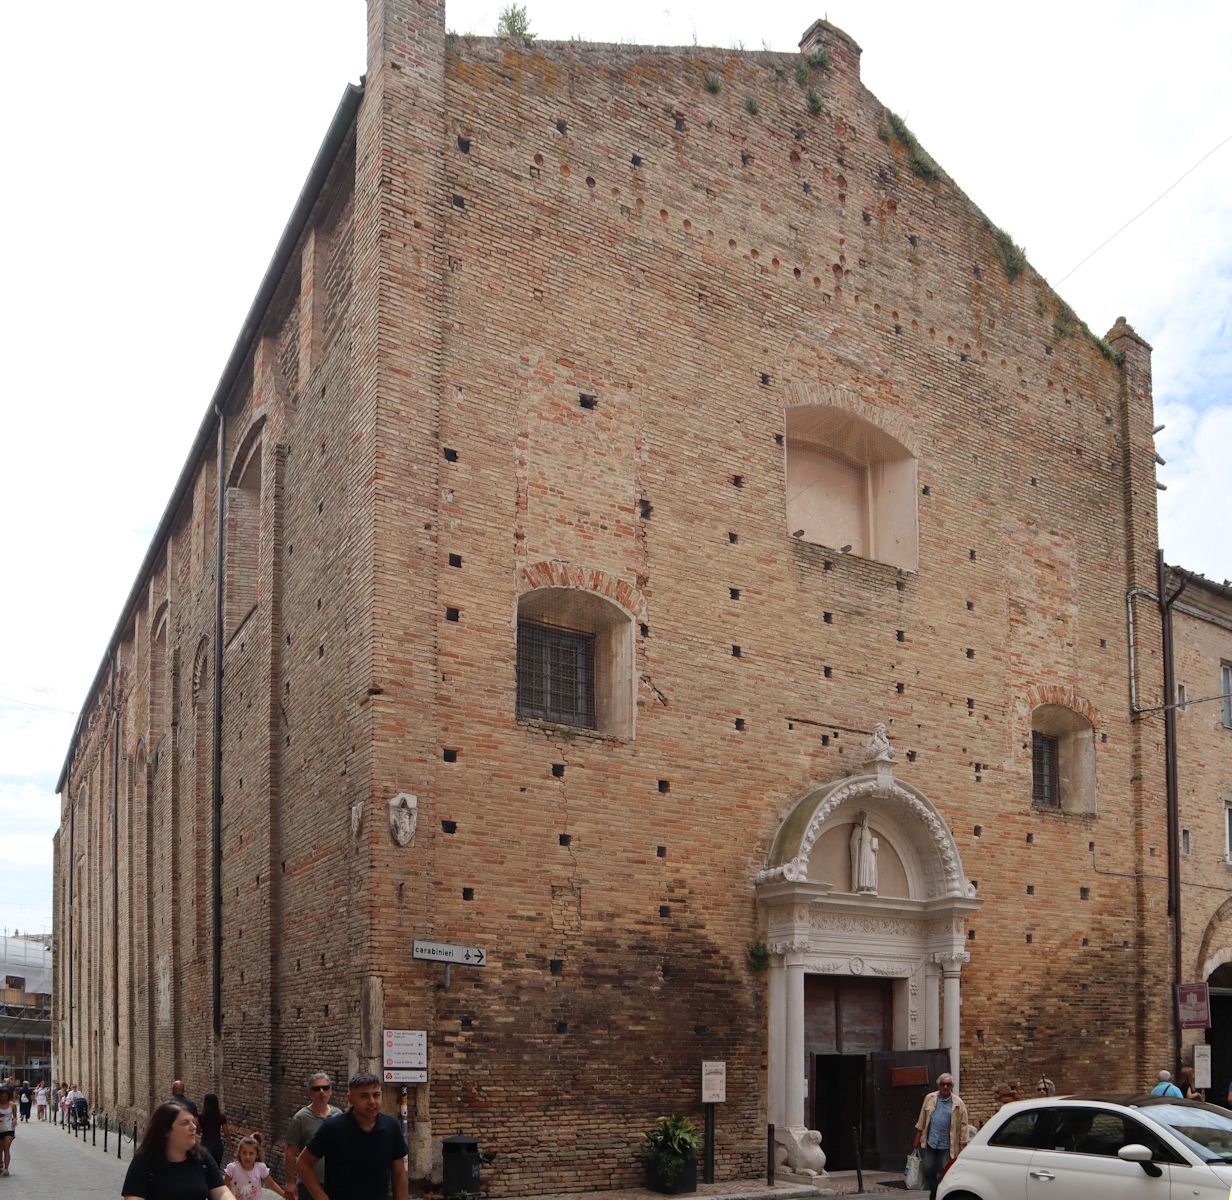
[53,6,1177,1193]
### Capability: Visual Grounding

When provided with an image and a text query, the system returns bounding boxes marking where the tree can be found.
[496,4,534,39]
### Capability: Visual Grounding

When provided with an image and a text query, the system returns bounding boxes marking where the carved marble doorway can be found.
[756,727,979,1177]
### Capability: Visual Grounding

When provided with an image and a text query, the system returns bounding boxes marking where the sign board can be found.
[383,1029,428,1070]
[891,1065,929,1087]
[383,1069,428,1084]
[1194,1043,1213,1091]
[701,1060,726,1104]
[1177,982,1211,1030]
[413,939,486,967]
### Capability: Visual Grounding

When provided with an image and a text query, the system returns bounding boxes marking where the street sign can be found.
[384,1069,427,1084]
[413,939,487,966]
[1195,1043,1213,1090]
[702,1060,726,1104]
[383,1028,428,1069]
[1177,982,1211,1029]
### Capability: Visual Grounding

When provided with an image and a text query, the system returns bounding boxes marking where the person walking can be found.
[17,1081,32,1122]
[296,1072,408,1200]
[34,1081,47,1120]
[284,1072,341,1200]
[0,1085,16,1177]
[120,1101,236,1200]
[166,1079,200,1118]
[1151,1070,1183,1097]
[913,1072,969,1200]
[199,1093,230,1166]
[1176,1066,1204,1100]
[226,1133,286,1200]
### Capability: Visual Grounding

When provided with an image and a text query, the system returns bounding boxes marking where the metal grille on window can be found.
[517,621,596,729]
[1032,731,1060,807]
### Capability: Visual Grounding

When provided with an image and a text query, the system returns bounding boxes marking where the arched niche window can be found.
[224,441,262,640]
[516,588,634,739]
[1031,704,1096,814]
[784,406,918,570]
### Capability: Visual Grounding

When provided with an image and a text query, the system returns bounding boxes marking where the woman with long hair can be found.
[199,1093,230,1166]
[122,1102,236,1200]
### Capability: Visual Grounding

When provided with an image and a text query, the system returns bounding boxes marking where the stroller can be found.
[70,1095,89,1131]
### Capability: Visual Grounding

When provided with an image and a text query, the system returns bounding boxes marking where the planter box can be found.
[645,1154,698,1195]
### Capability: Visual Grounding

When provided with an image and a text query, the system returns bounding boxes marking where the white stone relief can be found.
[849,956,865,975]
[389,792,418,846]
[863,722,896,764]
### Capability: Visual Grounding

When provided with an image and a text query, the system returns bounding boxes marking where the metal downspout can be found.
[110,656,120,1049]
[1158,550,1186,1067]
[212,406,226,1037]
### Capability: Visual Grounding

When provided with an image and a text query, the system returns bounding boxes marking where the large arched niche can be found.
[755,731,980,1171]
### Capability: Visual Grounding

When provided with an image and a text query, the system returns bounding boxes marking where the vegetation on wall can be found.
[496,4,534,39]
[877,111,942,183]
[989,224,1027,282]
[703,72,721,94]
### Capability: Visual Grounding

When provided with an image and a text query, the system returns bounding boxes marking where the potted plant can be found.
[638,1114,702,1194]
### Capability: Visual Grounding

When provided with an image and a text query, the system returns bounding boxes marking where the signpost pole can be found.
[703,1103,715,1184]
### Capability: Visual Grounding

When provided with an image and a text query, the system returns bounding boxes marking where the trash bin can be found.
[442,1133,481,1196]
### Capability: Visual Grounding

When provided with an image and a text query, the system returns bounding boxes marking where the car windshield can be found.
[1143,1104,1232,1162]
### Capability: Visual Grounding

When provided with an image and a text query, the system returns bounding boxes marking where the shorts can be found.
[0,1131,14,1141]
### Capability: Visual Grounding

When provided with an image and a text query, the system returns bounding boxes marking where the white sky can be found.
[2,0,1229,935]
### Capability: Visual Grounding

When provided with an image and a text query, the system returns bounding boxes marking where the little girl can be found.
[225,1132,285,1200]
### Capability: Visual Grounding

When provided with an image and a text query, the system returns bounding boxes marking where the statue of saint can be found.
[850,811,879,893]
[864,722,895,764]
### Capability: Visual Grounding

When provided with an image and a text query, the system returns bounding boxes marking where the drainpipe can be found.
[1158,550,1185,1067]
[111,655,120,1049]
[212,405,226,1037]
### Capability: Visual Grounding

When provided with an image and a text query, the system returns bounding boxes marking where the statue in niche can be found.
[864,722,895,764]
[389,793,418,847]
[850,811,879,894]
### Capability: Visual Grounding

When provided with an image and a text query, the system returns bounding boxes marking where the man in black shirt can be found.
[298,1072,408,1200]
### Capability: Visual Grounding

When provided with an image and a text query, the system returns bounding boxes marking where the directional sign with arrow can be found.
[413,939,487,966]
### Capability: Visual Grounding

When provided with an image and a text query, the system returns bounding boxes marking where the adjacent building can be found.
[0,933,52,1085]
[55,3,1192,1190]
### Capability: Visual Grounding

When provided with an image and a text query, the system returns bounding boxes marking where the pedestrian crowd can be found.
[105,1070,410,1200]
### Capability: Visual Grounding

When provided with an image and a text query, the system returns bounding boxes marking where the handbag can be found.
[905,1148,923,1189]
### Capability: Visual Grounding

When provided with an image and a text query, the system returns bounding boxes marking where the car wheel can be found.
[941,1193,984,1200]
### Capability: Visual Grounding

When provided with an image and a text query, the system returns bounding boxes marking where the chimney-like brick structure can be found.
[799,19,862,84]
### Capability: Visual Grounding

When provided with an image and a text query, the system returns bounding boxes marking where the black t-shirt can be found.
[121,1150,224,1200]
[306,1111,409,1200]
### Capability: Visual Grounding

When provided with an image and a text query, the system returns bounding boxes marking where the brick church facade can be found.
[54,2,1189,1189]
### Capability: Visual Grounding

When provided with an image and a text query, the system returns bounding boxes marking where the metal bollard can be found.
[93,1114,97,1145]
[766,1123,775,1186]
[104,1114,109,1152]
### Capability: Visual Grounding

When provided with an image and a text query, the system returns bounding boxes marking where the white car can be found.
[938,1095,1232,1199]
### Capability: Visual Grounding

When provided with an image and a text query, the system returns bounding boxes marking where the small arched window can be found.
[1031,704,1096,813]
[784,406,918,570]
[516,588,634,739]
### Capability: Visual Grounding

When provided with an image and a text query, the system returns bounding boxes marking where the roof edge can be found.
[55,80,365,796]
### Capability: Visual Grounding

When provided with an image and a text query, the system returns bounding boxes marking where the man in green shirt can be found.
[285,1072,341,1200]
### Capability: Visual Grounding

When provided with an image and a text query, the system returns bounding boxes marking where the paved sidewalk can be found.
[0,1114,130,1197]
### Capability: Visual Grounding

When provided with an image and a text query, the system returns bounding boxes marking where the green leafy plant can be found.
[744,95,759,116]
[1053,300,1077,341]
[989,225,1027,282]
[703,72,721,94]
[1095,336,1126,366]
[807,89,824,115]
[808,47,829,70]
[795,61,810,87]
[879,110,942,183]
[746,941,771,971]
[496,4,534,39]
[638,1115,703,1186]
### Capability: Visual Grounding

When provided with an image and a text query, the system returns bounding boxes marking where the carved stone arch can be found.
[227,413,267,490]
[783,380,922,461]
[761,772,968,900]
[1025,683,1100,731]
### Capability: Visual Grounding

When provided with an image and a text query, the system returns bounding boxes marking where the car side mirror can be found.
[1118,1144,1163,1177]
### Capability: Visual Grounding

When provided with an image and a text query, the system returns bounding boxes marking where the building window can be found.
[1222,663,1232,729]
[1225,805,1232,863]
[225,442,262,641]
[1032,731,1060,808]
[4,976,24,991]
[1177,682,1188,712]
[517,623,595,728]
[1030,704,1097,813]
[1182,828,1192,856]
[516,587,634,738]
[784,406,919,570]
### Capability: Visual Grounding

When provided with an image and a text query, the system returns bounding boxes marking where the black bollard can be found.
[104,1114,109,1152]
[766,1123,775,1186]
[852,1125,863,1194]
